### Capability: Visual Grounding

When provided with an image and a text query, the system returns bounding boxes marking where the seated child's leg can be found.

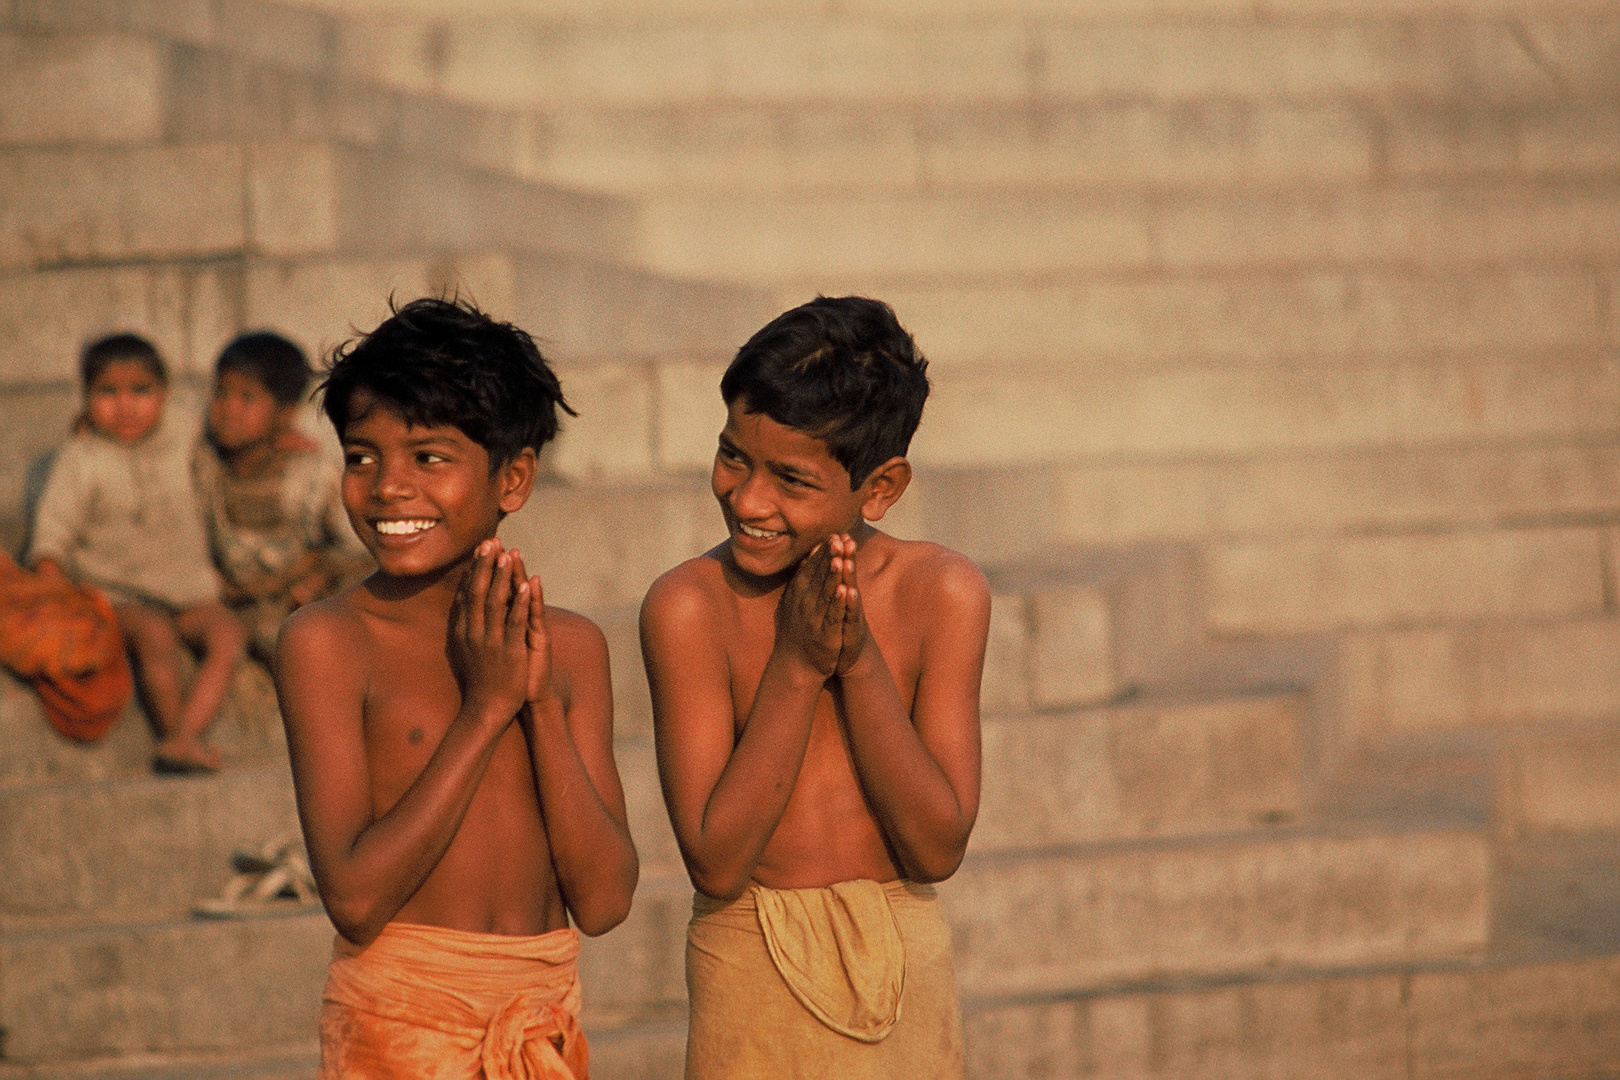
[169,601,247,765]
[115,602,188,748]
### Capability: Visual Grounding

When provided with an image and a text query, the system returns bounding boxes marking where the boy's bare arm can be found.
[277,544,533,946]
[642,547,844,901]
[836,540,989,883]
[507,551,638,936]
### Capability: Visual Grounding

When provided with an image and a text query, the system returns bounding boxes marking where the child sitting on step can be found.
[275,298,637,1080]
[640,296,991,1079]
[29,333,245,774]
[194,331,370,663]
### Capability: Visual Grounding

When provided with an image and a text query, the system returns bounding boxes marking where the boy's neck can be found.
[361,543,489,619]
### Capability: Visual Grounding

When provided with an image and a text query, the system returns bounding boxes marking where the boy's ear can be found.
[858,456,911,523]
[497,448,539,515]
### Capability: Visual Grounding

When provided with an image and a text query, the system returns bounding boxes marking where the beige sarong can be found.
[320,922,589,1080]
[686,879,964,1080]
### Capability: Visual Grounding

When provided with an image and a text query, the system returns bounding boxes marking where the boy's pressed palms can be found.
[831,535,873,678]
[446,540,530,724]
[506,549,555,704]
[774,541,846,679]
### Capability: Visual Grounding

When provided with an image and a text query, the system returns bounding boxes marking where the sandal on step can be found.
[193,835,322,919]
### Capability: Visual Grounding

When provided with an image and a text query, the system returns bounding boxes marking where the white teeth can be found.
[375,519,436,535]
[738,522,783,540]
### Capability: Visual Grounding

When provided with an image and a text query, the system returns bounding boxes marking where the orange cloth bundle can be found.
[320,922,589,1080]
[0,552,131,742]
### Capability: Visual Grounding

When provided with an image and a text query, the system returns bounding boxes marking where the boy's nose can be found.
[729,470,773,520]
[372,462,416,501]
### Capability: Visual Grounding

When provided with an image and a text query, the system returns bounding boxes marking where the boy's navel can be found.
[408,728,424,744]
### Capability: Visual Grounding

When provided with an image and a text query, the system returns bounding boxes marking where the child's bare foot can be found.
[153,738,221,775]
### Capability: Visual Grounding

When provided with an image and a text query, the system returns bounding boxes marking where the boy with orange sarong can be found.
[641,297,991,1079]
[275,299,638,1080]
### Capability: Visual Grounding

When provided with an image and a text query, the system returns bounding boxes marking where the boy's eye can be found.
[416,451,447,465]
[343,450,374,467]
[775,470,816,490]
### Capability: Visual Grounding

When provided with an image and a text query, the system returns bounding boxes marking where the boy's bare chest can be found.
[360,633,463,749]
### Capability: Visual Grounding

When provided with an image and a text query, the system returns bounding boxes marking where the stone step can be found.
[0,1043,319,1080]
[287,0,1620,12]
[0,912,332,1065]
[866,265,1620,372]
[0,141,634,275]
[0,0,340,73]
[0,666,287,792]
[905,437,1620,560]
[0,765,300,932]
[0,31,542,184]
[939,826,1491,1000]
[524,99,1620,198]
[962,951,1620,1080]
[1342,617,1620,746]
[1206,526,1611,635]
[634,181,1620,284]
[903,349,1620,472]
[330,12,1620,109]
[1497,731,1620,837]
[974,692,1306,854]
[980,547,1205,712]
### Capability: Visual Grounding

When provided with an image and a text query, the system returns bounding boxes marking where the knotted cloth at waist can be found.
[321,921,587,1080]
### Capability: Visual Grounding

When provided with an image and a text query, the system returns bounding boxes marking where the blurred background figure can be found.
[197,331,370,663]
[28,333,244,775]
[0,0,1617,1077]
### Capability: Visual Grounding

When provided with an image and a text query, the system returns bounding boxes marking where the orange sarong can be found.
[320,922,589,1080]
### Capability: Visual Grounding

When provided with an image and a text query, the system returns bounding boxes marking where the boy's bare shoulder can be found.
[876,535,990,617]
[641,551,730,628]
[276,586,373,671]
[543,604,609,658]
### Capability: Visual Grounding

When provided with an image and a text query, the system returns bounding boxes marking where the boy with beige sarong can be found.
[276,299,638,1079]
[642,297,991,1079]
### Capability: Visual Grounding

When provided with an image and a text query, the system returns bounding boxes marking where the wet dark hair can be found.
[720,296,929,489]
[217,331,311,405]
[319,297,574,470]
[81,333,167,389]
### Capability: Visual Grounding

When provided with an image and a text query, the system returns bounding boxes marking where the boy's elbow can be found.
[904,838,970,885]
[324,892,390,949]
[686,858,750,904]
[573,895,633,937]
[573,878,638,938]
[906,856,963,886]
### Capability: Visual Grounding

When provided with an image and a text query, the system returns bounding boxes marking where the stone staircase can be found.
[3,0,1620,1076]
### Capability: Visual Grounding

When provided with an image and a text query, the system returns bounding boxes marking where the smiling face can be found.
[339,390,535,581]
[85,359,166,445]
[711,398,879,581]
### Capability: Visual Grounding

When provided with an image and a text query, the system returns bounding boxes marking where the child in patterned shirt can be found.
[195,332,370,662]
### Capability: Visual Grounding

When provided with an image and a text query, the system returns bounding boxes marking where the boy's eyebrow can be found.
[768,459,823,485]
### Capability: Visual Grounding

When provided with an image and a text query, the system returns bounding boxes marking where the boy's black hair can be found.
[720,296,929,489]
[81,333,167,388]
[320,297,575,470]
[217,331,312,405]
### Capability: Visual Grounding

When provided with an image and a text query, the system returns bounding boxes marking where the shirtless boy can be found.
[640,296,990,1079]
[275,298,637,1080]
